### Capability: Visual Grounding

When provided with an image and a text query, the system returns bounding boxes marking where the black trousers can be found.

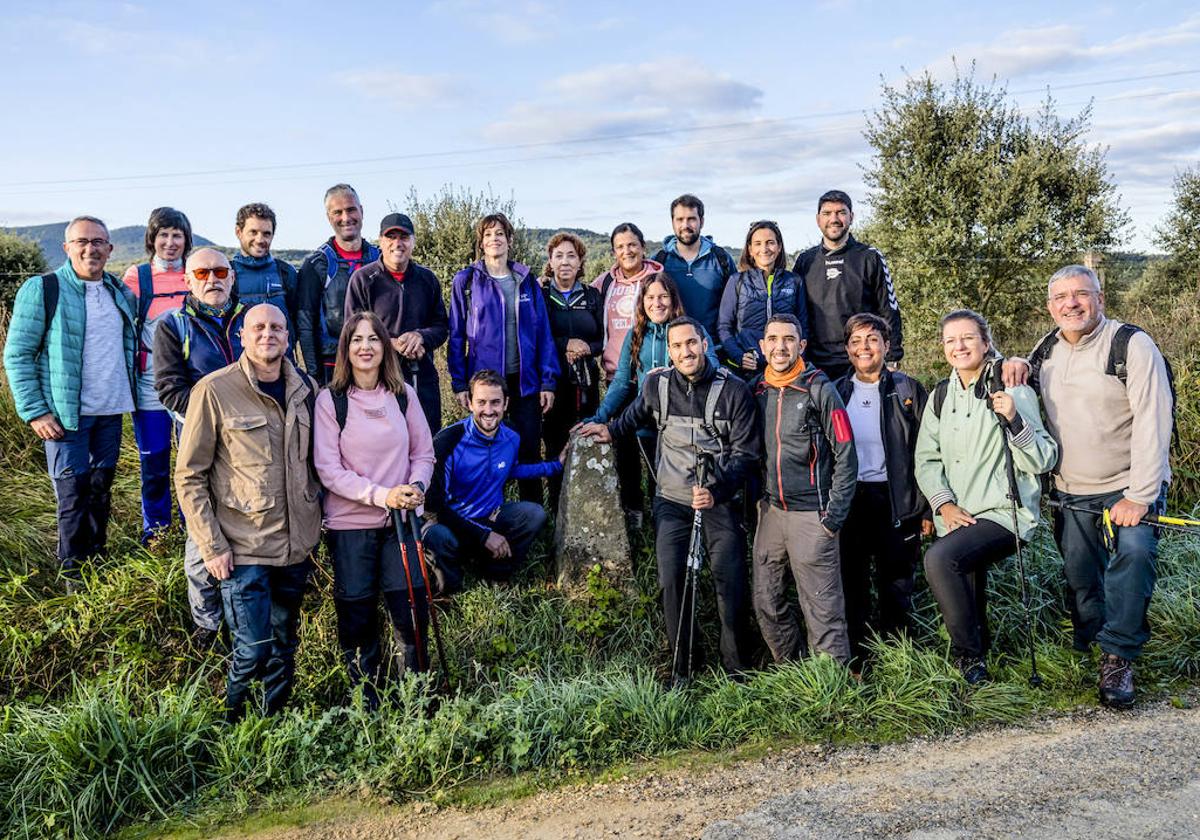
[653,497,752,676]
[839,481,921,662]
[923,519,1014,660]
[542,378,599,513]
[506,374,545,504]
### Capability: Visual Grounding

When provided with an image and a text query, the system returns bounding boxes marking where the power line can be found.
[0,68,1195,191]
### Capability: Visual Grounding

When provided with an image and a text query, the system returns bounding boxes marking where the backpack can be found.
[930,356,1006,420]
[36,272,58,357]
[1028,324,1178,449]
[654,367,729,451]
[329,386,409,433]
[652,243,735,280]
[135,263,188,350]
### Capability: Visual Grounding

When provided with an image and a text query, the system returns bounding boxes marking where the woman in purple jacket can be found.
[314,311,435,705]
[447,212,559,504]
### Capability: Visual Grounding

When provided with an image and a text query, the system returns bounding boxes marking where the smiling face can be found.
[469,382,507,435]
[816,201,852,246]
[750,226,780,273]
[612,230,644,274]
[481,222,510,263]
[241,303,288,367]
[185,248,234,307]
[236,215,275,258]
[846,324,888,378]
[942,317,989,376]
[325,191,363,245]
[63,219,112,280]
[380,228,414,273]
[348,318,384,378]
[760,320,805,373]
[667,322,707,379]
[1048,271,1104,339]
[671,204,702,247]
[549,241,581,288]
[642,280,673,325]
[153,227,187,263]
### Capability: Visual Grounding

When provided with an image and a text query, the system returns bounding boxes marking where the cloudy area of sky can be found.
[2,1,1197,254]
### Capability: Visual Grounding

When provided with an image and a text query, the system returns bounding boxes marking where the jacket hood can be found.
[662,235,714,259]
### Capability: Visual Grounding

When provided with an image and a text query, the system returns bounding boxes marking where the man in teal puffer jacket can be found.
[3,216,137,590]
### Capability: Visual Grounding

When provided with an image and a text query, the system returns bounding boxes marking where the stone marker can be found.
[554,431,633,594]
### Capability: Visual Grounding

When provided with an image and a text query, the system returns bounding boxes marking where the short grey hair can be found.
[64,215,109,241]
[323,183,360,208]
[1048,264,1100,297]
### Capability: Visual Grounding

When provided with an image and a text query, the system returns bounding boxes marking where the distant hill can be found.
[3,222,217,269]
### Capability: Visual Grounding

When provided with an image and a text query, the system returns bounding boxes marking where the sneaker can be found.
[1099,653,1135,708]
[955,657,990,685]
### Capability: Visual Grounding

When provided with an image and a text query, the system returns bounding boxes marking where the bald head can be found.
[185,247,235,307]
[241,303,288,369]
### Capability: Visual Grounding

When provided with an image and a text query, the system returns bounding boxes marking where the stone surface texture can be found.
[553,432,633,594]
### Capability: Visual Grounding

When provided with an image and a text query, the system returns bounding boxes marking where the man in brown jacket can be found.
[175,303,320,722]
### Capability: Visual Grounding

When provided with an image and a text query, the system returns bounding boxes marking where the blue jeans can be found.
[1053,486,1166,661]
[219,560,310,722]
[44,413,123,575]
[132,408,174,540]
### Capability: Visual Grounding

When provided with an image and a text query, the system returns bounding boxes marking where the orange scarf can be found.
[763,356,806,389]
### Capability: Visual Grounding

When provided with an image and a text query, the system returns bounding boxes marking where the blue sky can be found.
[1,1,1197,255]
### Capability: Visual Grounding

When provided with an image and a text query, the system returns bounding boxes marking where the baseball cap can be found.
[379,213,415,235]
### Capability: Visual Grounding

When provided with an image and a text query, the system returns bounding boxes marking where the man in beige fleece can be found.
[1012,265,1173,708]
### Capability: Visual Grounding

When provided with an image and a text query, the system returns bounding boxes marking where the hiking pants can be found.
[1053,486,1165,661]
[752,502,851,664]
[327,526,430,704]
[220,559,310,723]
[132,408,173,541]
[923,519,1012,660]
[654,497,752,676]
[839,481,920,662]
[505,374,545,504]
[423,500,547,591]
[45,413,122,577]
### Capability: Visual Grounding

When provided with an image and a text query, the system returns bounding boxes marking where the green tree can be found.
[861,69,1129,355]
[1127,166,1200,306]
[0,231,48,308]
[399,185,537,285]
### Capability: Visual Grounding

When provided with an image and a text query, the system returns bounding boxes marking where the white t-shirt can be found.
[847,376,886,482]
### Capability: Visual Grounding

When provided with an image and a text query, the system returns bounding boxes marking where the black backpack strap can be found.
[38,272,59,357]
[931,378,950,420]
[1027,329,1060,393]
[714,246,734,280]
[331,387,349,432]
[652,248,667,265]
[1106,323,1140,382]
[395,386,409,416]
[136,263,154,344]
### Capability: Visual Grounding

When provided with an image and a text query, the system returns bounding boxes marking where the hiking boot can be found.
[669,673,693,692]
[1099,653,1135,708]
[955,657,990,685]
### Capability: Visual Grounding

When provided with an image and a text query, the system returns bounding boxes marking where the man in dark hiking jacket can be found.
[654,194,736,342]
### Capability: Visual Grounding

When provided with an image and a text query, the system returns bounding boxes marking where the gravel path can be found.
[224,700,1200,839]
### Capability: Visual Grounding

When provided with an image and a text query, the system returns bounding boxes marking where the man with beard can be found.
[653,194,735,341]
[793,190,903,381]
[230,203,298,337]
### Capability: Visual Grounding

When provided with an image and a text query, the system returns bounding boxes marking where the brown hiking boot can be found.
[1099,653,1135,708]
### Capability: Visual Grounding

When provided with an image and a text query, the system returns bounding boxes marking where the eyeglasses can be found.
[67,238,109,248]
[192,267,231,280]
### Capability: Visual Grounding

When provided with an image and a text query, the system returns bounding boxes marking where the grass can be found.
[2,310,1199,839]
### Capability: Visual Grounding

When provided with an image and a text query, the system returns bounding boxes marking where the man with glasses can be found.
[344,213,448,433]
[3,216,138,592]
[154,248,246,649]
[793,190,903,381]
[1005,265,1173,708]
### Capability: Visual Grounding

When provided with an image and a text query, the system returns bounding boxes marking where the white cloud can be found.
[431,0,559,45]
[548,60,763,113]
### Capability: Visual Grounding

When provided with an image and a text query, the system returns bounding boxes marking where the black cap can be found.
[379,213,414,235]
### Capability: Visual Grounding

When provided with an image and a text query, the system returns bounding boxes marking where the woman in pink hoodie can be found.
[314,311,435,704]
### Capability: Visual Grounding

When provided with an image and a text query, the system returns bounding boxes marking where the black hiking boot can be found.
[955,657,990,685]
[1099,653,1135,708]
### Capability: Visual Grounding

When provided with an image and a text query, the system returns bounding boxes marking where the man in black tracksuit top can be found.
[578,316,760,682]
[792,190,902,381]
[753,314,857,665]
[344,213,449,434]
[834,313,932,664]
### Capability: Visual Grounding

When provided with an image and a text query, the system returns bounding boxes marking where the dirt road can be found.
[227,699,1200,839]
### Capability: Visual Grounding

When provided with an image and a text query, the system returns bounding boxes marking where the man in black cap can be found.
[345,213,449,432]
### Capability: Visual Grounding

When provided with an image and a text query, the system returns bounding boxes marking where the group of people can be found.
[2,184,1173,721]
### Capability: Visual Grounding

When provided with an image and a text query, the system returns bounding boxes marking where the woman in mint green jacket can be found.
[915,309,1057,685]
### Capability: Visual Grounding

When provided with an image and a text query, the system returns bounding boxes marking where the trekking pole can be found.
[1047,500,1200,548]
[391,508,428,674]
[672,453,710,686]
[990,384,1043,688]
[406,510,452,692]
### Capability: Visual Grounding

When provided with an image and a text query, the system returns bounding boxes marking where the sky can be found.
[1,0,1197,256]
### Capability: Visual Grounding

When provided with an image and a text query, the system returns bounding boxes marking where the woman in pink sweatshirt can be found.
[314,311,435,704]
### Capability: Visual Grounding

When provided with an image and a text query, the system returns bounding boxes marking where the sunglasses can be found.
[192,267,231,280]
